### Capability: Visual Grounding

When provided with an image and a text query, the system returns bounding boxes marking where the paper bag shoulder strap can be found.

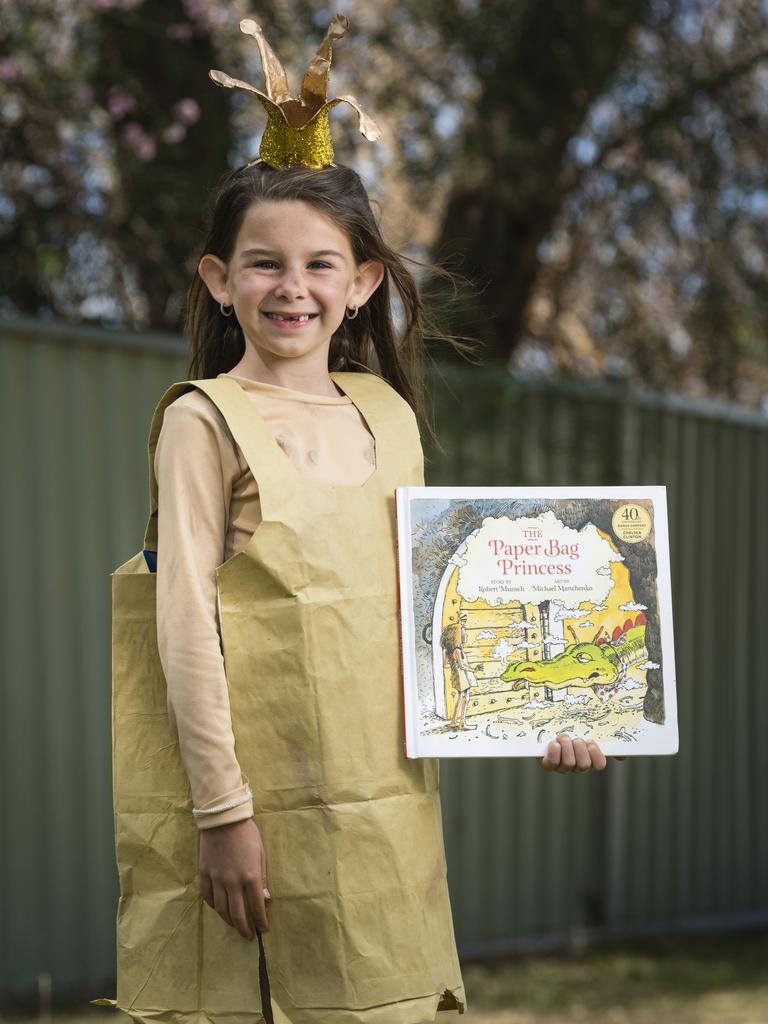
[330,368,421,451]
[141,370,411,551]
[142,376,299,552]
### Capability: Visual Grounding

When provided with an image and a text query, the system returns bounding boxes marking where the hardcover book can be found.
[395,486,678,758]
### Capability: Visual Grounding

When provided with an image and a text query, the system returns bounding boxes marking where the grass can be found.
[459,928,768,1023]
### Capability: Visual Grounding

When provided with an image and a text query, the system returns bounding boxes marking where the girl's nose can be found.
[274,269,307,299]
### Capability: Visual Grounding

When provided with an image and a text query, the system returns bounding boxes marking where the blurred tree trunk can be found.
[428,0,650,365]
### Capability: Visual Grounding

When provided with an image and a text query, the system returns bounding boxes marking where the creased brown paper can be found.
[92,374,466,1023]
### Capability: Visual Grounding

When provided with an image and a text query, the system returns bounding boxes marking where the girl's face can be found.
[199,199,383,375]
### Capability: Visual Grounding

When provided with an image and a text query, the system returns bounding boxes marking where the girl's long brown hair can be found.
[186,160,480,450]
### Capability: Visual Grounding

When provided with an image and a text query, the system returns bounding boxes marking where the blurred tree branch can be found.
[573,41,768,190]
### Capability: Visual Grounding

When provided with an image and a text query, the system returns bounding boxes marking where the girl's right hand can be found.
[538,733,628,772]
[199,817,271,940]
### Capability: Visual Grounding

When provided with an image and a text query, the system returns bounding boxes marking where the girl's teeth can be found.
[267,313,314,322]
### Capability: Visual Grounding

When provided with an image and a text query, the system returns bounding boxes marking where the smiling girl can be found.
[146,160,624,1023]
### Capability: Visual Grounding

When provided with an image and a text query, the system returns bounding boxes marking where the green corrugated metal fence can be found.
[2,319,766,1004]
[426,367,768,956]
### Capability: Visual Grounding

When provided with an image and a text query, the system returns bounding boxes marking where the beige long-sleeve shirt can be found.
[154,371,378,829]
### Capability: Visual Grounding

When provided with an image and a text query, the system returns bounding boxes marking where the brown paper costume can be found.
[92,374,467,1022]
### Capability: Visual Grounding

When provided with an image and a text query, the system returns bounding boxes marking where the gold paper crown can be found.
[209,14,381,170]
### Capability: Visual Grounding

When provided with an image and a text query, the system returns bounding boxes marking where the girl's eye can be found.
[249,260,332,269]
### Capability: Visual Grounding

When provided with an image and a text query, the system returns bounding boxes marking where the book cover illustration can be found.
[396,487,678,758]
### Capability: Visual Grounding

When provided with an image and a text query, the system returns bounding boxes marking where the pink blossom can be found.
[122,122,156,160]
[0,56,19,82]
[162,122,187,144]
[183,0,214,31]
[122,122,142,141]
[90,0,144,8]
[135,137,156,160]
[108,86,137,120]
[172,98,200,125]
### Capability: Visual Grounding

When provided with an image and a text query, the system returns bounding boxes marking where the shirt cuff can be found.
[193,784,254,830]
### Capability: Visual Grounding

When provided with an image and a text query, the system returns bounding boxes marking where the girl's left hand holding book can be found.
[538,734,627,773]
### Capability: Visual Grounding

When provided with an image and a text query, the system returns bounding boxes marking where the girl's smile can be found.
[262,311,320,328]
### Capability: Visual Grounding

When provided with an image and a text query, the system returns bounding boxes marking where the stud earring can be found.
[220,302,234,317]
[345,305,359,319]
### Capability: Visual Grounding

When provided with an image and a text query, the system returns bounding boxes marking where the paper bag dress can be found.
[92,372,467,1023]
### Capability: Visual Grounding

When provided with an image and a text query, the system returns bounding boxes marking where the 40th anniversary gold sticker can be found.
[612,503,652,543]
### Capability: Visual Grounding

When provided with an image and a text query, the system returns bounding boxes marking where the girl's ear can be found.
[198,254,230,305]
[352,259,385,307]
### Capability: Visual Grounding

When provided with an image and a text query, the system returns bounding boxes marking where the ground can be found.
[458,928,768,1023]
[3,929,766,1024]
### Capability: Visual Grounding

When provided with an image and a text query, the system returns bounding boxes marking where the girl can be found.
[149,159,625,1023]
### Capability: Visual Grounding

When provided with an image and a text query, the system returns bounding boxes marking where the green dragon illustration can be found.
[499,623,648,699]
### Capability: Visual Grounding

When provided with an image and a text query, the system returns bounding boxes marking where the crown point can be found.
[212,13,379,170]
